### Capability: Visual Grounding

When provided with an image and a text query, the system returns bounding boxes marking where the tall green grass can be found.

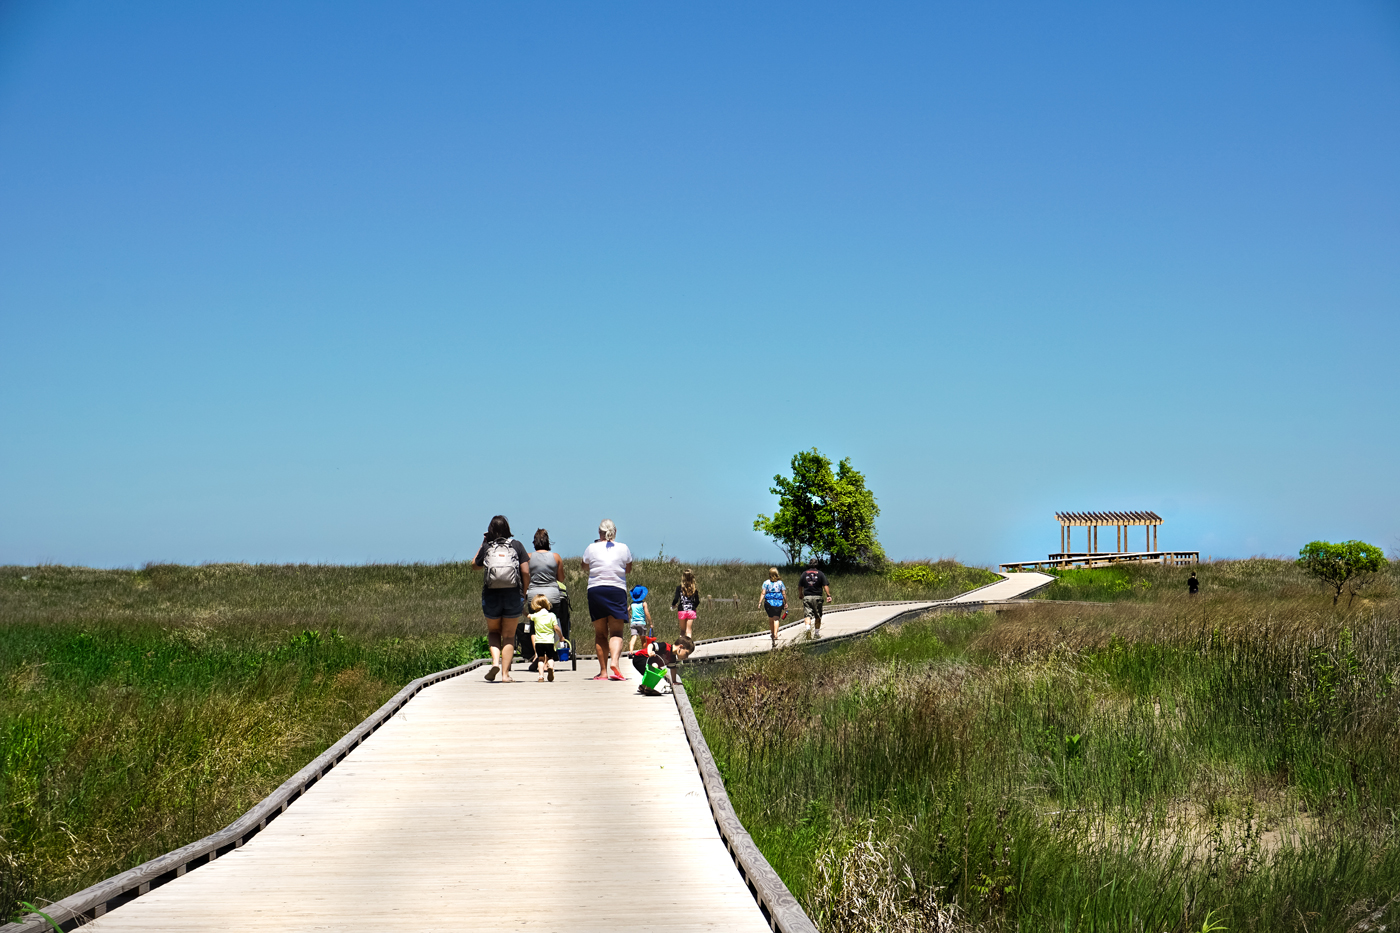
[689,585,1400,932]
[1,558,994,645]
[0,616,484,919]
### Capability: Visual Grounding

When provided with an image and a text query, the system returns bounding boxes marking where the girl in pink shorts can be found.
[671,568,701,639]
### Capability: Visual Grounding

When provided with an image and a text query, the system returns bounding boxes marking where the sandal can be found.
[484,665,499,682]
[547,670,555,682]
[589,673,608,680]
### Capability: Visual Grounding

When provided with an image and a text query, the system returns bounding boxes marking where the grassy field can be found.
[688,559,1400,932]
[1028,556,1396,604]
[0,556,991,919]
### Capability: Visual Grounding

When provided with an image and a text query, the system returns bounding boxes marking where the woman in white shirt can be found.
[580,519,633,681]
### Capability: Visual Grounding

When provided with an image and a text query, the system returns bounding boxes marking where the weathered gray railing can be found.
[672,681,821,933]
[3,659,488,933]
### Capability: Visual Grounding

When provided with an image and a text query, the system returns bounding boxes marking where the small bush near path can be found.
[689,563,1400,933]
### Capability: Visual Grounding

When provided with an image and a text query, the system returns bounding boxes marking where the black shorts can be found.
[533,642,557,660]
[764,602,784,618]
[482,588,525,619]
[587,586,628,622]
[632,654,668,677]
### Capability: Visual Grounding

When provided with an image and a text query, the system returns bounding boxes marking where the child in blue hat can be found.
[627,585,651,654]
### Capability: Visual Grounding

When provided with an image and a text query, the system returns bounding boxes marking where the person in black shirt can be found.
[798,557,832,637]
[1188,571,1199,596]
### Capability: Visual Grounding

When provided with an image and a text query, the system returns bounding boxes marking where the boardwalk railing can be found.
[3,660,489,933]
[1000,550,1199,572]
[673,683,819,933]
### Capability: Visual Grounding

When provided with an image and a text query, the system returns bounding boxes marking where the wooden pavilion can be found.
[1056,510,1161,556]
[999,510,1198,572]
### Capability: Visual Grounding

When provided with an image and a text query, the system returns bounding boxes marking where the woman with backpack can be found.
[473,515,531,682]
[580,519,632,681]
[759,567,788,648]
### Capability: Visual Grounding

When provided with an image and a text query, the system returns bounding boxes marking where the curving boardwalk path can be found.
[689,571,1054,662]
[26,575,1052,933]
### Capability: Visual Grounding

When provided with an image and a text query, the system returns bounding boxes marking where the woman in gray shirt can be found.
[526,528,568,641]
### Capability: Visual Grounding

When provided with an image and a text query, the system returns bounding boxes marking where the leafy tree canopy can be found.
[1296,539,1387,606]
[753,448,885,571]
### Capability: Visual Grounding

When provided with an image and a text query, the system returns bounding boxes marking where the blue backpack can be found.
[764,581,785,606]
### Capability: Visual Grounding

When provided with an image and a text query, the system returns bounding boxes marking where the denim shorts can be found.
[587,586,628,622]
[482,587,525,620]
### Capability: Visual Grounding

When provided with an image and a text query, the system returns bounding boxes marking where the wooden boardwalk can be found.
[79,662,772,932]
[689,571,1054,661]
[23,582,1052,933]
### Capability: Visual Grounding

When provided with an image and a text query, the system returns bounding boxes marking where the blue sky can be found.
[1,1,1397,568]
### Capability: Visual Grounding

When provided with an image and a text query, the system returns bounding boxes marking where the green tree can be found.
[1296,539,1388,606]
[753,448,886,570]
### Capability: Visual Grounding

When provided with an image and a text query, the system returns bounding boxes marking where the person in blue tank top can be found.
[627,585,652,654]
[759,567,788,648]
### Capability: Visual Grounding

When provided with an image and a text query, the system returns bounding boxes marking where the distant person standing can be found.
[671,568,701,639]
[1188,571,1199,596]
[526,529,569,641]
[581,519,633,681]
[760,567,788,648]
[799,558,832,637]
[473,515,531,683]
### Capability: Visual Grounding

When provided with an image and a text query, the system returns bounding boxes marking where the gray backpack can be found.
[482,537,521,589]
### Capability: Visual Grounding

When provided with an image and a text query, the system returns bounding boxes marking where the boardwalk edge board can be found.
[2,659,489,933]
[672,682,821,933]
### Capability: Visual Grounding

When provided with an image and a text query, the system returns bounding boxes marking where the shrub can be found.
[888,565,944,587]
[1297,540,1388,606]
